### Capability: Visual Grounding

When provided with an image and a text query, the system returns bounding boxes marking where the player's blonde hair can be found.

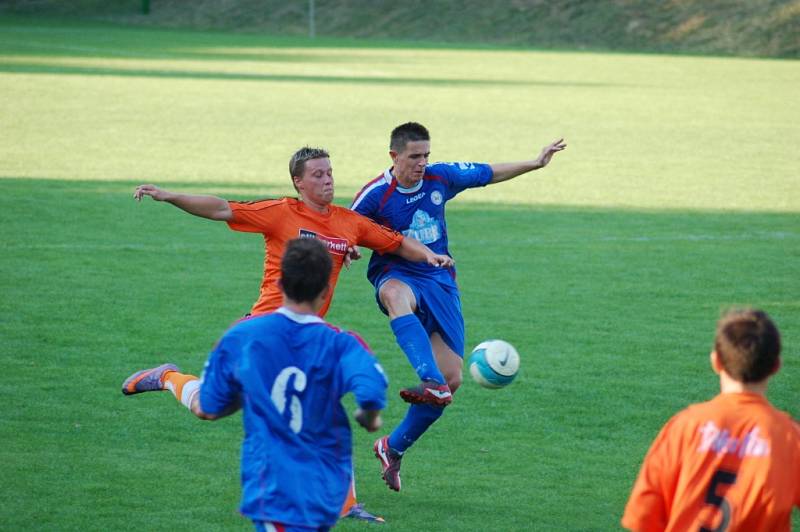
[289,147,330,191]
[714,309,781,383]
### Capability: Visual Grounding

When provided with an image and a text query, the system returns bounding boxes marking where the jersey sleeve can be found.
[337,332,388,411]
[351,185,379,218]
[226,199,284,233]
[199,332,242,415]
[349,210,404,255]
[621,415,684,532]
[432,162,493,200]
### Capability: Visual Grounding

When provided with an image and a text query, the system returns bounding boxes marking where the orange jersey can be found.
[622,392,800,532]
[227,198,403,317]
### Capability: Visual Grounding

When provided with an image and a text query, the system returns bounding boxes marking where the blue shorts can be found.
[375,270,465,357]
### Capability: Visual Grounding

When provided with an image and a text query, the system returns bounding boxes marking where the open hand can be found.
[344,245,362,269]
[134,184,170,202]
[536,138,567,168]
[428,253,455,268]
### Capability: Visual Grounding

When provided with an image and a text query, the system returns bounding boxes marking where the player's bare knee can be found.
[379,281,414,315]
[446,370,463,393]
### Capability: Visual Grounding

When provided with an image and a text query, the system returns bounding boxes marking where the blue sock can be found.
[390,314,444,383]
[388,404,445,453]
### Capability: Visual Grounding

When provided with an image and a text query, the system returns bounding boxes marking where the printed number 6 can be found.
[271,367,307,433]
[700,470,737,532]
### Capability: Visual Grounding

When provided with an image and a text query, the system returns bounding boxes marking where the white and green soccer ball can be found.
[468,339,520,389]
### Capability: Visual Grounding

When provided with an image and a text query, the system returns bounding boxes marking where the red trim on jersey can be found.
[321,322,342,334]
[378,178,398,211]
[423,173,448,185]
[346,331,374,354]
[351,173,385,207]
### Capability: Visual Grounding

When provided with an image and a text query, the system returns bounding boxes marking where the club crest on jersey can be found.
[430,190,443,205]
[299,229,348,256]
[402,209,441,244]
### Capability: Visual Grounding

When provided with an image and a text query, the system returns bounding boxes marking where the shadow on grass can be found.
[3,176,798,244]
[0,62,622,87]
[0,16,630,87]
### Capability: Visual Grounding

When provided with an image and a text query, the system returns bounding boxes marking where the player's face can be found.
[295,157,334,208]
[391,140,430,187]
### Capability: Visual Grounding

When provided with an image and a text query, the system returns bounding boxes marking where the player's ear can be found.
[769,356,781,376]
[389,150,398,163]
[276,278,284,292]
[710,350,723,374]
[292,175,303,189]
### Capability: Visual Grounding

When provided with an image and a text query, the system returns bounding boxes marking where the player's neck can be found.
[718,372,768,396]
[390,167,418,189]
[300,196,330,214]
[282,300,320,316]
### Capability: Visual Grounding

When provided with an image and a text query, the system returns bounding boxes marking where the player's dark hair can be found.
[390,122,430,153]
[714,309,781,383]
[280,238,331,303]
[289,147,330,191]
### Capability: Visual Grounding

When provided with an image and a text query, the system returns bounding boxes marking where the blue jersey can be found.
[350,162,493,288]
[199,308,388,528]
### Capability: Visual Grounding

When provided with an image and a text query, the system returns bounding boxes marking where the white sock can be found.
[180,380,201,410]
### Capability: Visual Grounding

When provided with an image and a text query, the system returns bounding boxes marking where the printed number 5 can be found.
[700,470,737,532]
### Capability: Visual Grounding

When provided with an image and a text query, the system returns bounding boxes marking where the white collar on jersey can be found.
[276,307,324,324]
[385,168,424,194]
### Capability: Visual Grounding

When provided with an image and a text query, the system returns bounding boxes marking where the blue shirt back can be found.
[351,161,493,287]
[200,308,388,527]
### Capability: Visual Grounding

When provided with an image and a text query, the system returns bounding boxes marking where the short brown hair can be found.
[390,122,430,153]
[714,309,781,383]
[288,147,329,191]
[280,238,331,303]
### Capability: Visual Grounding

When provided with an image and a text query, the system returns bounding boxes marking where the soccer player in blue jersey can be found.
[351,122,566,492]
[125,238,388,530]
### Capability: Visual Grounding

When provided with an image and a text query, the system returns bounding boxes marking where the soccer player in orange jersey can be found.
[621,309,800,532]
[126,147,453,523]
[133,147,452,317]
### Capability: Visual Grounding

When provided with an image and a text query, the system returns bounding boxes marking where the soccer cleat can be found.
[374,436,403,492]
[399,380,452,406]
[121,363,179,396]
[343,503,386,524]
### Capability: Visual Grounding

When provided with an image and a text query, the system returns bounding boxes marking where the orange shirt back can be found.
[622,392,800,532]
[227,198,403,317]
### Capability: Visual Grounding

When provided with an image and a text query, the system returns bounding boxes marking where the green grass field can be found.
[1,16,798,531]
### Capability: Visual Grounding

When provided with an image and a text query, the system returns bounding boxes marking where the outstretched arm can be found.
[489,138,567,184]
[134,184,233,221]
[395,236,455,268]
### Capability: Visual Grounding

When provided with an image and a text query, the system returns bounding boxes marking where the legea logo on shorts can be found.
[299,229,348,255]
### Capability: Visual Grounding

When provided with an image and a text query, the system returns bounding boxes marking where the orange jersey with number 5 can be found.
[622,392,800,532]
[227,198,403,317]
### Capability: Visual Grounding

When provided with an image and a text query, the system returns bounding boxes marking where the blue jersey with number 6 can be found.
[200,307,388,528]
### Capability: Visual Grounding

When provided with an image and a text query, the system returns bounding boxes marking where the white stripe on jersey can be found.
[350,170,392,211]
[276,307,324,324]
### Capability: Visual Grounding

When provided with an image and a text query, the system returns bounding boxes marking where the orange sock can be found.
[339,477,358,516]
[162,371,200,408]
